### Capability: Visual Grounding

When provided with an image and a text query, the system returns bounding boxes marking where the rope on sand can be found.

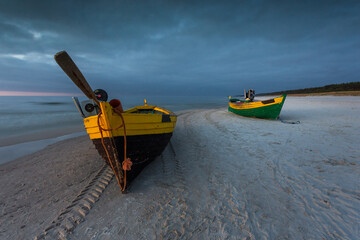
[278,117,300,124]
[34,163,114,240]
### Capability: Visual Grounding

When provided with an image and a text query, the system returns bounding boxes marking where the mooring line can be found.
[35,163,114,240]
[278,117,300,124]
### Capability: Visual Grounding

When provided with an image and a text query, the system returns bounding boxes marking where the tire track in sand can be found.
[152,110,218,239]
[184,109,259,239]
[154,141,193,239]
[35,164,114,240]
[203,108,274,239]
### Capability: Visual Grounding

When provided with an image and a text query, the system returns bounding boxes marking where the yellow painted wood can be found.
[228,95,285,110]
[83,102,177,139]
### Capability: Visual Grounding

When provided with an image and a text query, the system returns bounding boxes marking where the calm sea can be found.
[0,95,226,142]
[0,95,226,164]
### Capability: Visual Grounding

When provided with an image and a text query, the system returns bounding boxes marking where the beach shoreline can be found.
[0,96,359,239]
[2,93,357,156]
[0,131,87,165]
[0,125,85,148]
[259,90,360,97]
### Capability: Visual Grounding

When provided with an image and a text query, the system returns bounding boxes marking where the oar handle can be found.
[54,51,97,101]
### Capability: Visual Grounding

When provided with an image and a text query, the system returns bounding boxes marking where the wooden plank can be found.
[54,51,97,101]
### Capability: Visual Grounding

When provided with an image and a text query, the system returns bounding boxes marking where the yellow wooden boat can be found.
[54,51,177,192]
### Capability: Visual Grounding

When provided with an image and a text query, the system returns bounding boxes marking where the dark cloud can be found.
[0,0,359,96]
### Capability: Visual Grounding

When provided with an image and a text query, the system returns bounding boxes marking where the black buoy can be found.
[85,103,95,112]
[94,89,108,102]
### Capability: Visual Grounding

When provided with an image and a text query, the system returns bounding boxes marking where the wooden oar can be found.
[54,51,98,103]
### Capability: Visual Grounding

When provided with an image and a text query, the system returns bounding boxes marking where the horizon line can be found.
[0,91,81,96]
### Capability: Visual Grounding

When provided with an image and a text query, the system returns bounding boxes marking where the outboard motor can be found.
[72,89,108,118]
[248,89,255,101]
[244,89,255,101]
[72,98,99,118]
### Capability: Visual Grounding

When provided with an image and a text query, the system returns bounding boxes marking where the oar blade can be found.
[54,51,96,100]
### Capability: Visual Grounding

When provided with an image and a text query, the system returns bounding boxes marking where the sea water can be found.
[0,95,225,163]
[0,96,82,140]
[0,95,225,139]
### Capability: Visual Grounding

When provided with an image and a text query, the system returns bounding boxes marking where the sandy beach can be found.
[0,96,359,240]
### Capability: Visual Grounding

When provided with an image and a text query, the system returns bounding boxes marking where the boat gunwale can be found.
[228,94,286,110]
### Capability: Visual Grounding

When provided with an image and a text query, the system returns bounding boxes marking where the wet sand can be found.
[0,125,84,148]
[0,96,359,239]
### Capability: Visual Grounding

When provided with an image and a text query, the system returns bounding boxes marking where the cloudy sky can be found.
[0,0,359,96]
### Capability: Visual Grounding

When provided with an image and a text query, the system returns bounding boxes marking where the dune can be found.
[0,96,359,239]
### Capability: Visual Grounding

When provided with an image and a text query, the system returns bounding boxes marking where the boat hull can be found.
[228,94,287,120]
[92,133,172,187]
[83,102,177,191]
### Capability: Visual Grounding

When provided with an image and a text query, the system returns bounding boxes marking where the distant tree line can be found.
[259,82,360,96]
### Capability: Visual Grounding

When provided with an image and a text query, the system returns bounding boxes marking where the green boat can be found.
[229,89,287,120]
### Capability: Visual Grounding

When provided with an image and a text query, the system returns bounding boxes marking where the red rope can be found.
[97,104,132,191]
